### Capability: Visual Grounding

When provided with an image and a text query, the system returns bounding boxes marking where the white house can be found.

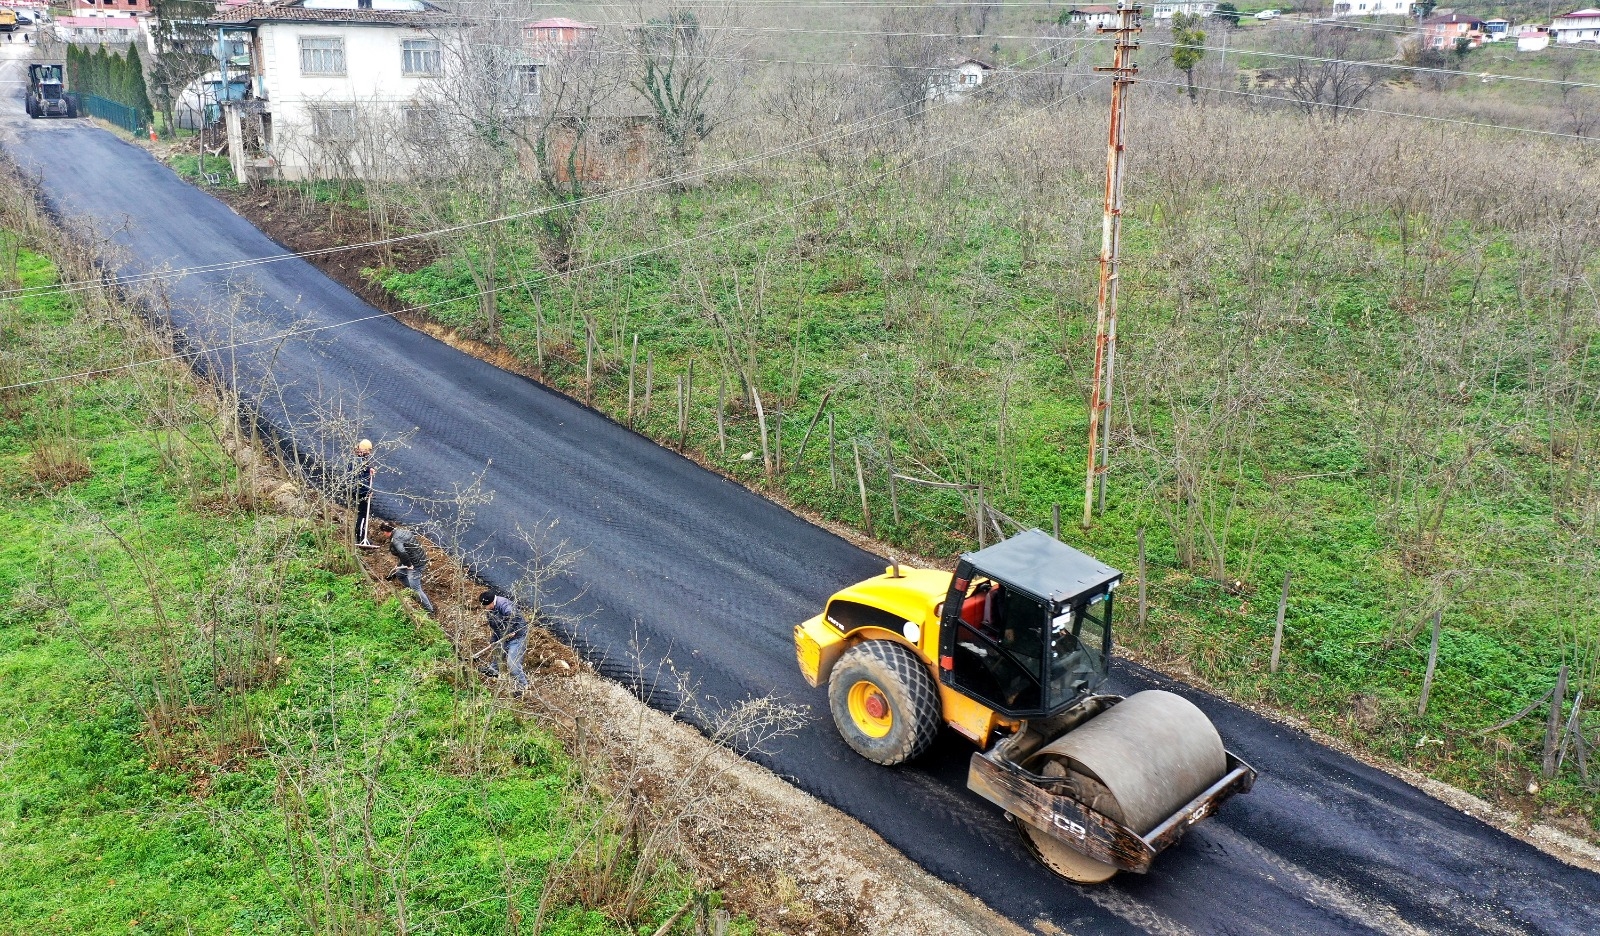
[1061,5,1119,28]
[69,0,151,19]
[1516,25,1551,50]
[210,0,462,181]
[1551,8,1600,43]
[53,15,144,44]
[1483,17,1511,40]
[1328,0,1411,18]
[1148,1,1216,20]
[928,58,993,102]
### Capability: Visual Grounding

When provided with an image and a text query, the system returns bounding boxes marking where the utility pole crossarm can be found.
[1083,2,1141,530]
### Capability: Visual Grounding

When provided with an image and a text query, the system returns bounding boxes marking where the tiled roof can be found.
[1421,12,1485,25]
[209,0,455,27]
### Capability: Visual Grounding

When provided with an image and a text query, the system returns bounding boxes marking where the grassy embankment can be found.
[365,102,1598,825]
[0,190,732,933]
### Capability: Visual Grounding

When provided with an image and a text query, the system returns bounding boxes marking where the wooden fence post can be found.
[1136,527,1148,628]
[716,370,727,456]
[977,483,986,548]
[773,405,784,474]
[853,441,872,536]
[643,351,653,418]
[584,322,594,399]
[626,334,638,427]
[1271,570,1291,675]
[1542,665,1569,780]
[886,442,900,526]
[683,360,693,449]
[1052,503,1061,541]
[675,375,685,450]
[794,389,833,465]
[752,386,772,482]
[1418,609,1442,717]
[828,413,837,491]
[533,293,545,377]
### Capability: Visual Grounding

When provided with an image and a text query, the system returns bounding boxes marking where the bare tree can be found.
[631,4,736,183]
[877,4,959,120]
[1283,26,1390,119]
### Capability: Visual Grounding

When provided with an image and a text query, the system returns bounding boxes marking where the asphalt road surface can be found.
[5,55,1598,935]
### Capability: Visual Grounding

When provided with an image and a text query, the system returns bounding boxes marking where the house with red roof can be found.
[523,16,595,51]
[1421,12,1486,49]
[1552,8,1600,43]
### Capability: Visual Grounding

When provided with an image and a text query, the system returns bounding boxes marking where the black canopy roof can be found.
[963,529,1121,605]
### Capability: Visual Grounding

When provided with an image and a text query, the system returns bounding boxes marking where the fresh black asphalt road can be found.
[7,72,1599,934]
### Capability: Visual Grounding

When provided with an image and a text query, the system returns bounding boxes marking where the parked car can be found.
[1255,9,1281,18]
[15,11,33,24]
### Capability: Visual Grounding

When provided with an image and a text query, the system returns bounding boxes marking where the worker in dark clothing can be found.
[378,522,434,614]
[350,439,376,547]
[478,590,530,689]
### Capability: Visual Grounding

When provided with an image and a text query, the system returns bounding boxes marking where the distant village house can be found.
[928,58,992,102]
[1421,12,1486,49]
[1516,25,1552,50]
[522,16,596,51]
[1061,5,1118,28]
[1148,1,1217,20]
[1328,0,1411,18]
[1551,8,1600,43]
[53,15,144,44]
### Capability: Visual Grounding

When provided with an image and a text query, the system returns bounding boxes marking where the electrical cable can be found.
[0,52,1095,394]
[8,18,1594,302]
[1138,75,1599,141]
[0,28,1081,303]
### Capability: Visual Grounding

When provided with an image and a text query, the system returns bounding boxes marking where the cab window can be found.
[947,582,1044,712]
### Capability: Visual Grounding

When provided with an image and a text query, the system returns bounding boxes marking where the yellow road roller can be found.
[794,529,1256,882]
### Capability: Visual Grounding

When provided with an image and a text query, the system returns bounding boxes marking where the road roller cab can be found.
[936,530,1119,720]
[794,529,1257,883]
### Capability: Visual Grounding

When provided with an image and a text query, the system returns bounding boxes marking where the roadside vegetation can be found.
[0,175,782,933]
[184,0,1600,832]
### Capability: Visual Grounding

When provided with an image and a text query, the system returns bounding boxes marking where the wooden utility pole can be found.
[1083,3,1141,529]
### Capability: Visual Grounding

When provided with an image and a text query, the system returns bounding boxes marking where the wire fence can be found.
[586,332,1598,788]
[80,94,146,137]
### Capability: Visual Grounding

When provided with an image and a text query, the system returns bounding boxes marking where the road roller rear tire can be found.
[828,640,941,766]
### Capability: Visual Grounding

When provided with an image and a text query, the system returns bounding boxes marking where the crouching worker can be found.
[478,590,530,689]
[378,522,435,614]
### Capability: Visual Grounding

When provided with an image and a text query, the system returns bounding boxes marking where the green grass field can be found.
[370,102,1599,827]
[0,223,711,933]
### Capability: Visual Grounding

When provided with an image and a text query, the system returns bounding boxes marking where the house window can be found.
[300,37,346,75]
[310,106,356,140]
[402,38,441,76]
[518,63,541,97]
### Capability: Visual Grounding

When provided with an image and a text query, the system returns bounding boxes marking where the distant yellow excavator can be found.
[795,529,1255,882]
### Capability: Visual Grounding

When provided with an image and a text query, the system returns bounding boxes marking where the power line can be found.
[1,52,1094,395]
[0,37,1076,304]
[574,15,1600,90]
[1140,36,1600,90]
[1138,76,1599,141]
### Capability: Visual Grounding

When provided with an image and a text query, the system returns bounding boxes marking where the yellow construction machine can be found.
[794,529,1255,882]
